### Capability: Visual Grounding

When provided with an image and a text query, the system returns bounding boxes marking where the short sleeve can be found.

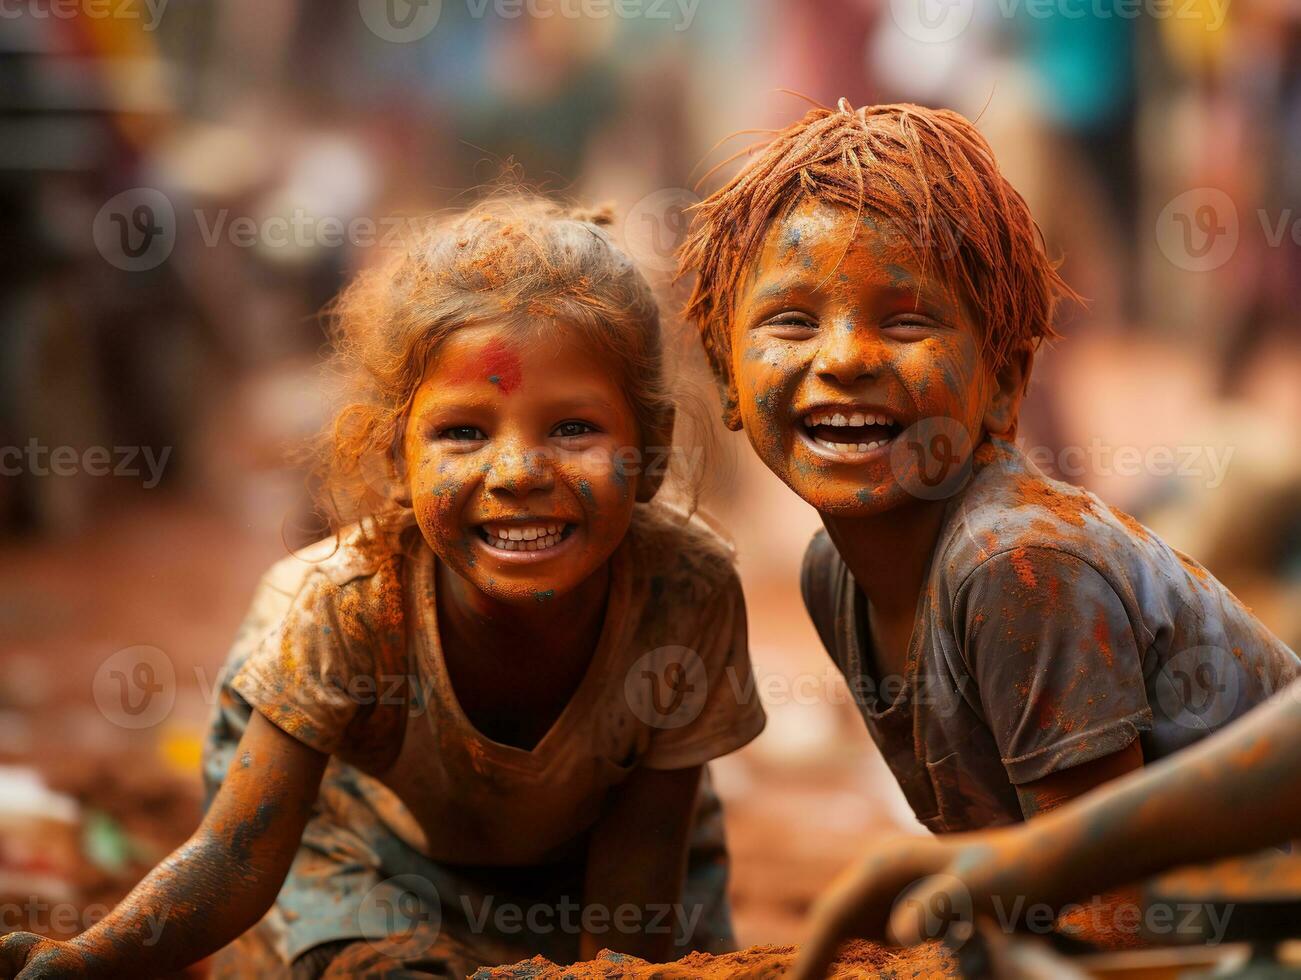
[231,570,383,756]
[800,529,844,664]
[639,573,767,770]
[954,547,1153,785]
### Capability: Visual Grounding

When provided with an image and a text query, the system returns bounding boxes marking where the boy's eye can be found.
[440,426,487,441]
[761,311,818,338]
[552,420,597,439]
[884,314,941,334]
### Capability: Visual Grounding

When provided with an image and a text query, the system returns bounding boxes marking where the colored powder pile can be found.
[472,940,956,979]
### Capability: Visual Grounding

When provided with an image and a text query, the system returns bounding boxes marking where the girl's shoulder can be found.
[625,503,740,604]
[250,513,416,623]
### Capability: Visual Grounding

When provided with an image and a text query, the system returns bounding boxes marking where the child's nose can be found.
[813,321,884,386]
[484,441,555,498]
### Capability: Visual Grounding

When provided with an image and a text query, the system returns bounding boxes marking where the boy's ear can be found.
[718,380,742,432]
[983,347,1032,440]
[701,331,743,432]
[635,405,677,503]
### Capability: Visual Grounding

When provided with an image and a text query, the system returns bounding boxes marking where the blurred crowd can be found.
[1,0,1299,952]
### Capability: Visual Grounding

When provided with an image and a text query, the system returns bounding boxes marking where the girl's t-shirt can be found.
[228,505,766,866]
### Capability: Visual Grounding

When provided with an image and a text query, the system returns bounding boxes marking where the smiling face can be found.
[402,323,642,604]
[730,197,1021,517]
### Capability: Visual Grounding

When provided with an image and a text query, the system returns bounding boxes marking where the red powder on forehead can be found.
[1013,475,1098,529]
[450,338,523,394]
[481,339,523,394]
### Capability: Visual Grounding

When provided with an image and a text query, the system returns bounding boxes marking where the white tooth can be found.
[507,528,523,541]
[855,443,868,452]
[848,412,866,426]
[522,527,539,541]
[830,413,847,426]
[525,541,537,551]
[547,524,558,535]
[867,440,883,450]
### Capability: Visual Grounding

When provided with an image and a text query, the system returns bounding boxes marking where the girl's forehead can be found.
[420,321,629,395]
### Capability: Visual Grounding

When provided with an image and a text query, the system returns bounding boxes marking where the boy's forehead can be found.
[742,196,962,311]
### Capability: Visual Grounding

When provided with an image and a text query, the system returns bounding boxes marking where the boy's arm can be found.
[793,681,1301,979]
[1015,739,1144,818]
[0,712,327,979]
[581,764,703,963]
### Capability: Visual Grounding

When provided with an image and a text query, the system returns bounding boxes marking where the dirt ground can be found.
[472,942,955,979]
[0,490,917,974]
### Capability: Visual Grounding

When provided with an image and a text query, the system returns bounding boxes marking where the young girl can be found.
[0,195,766,978]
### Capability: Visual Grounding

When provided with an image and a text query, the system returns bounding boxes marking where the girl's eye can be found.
[440,426,487,442]
[552,420,597,439]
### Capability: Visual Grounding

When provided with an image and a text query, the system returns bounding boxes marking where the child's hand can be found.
[0,932,90,978]
[792,831,1021,980]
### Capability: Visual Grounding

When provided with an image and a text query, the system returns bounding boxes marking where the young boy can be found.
[678,99,1299,832]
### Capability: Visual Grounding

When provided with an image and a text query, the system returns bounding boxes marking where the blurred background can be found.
[1,0,1299,967]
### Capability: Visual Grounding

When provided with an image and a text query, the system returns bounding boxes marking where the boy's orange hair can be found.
[678,99,1081,418]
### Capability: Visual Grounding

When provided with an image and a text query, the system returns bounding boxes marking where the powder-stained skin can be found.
[792,679,1301,980]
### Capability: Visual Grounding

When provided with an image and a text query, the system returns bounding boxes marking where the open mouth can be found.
[801,410,903,453]
[477,521,576,553]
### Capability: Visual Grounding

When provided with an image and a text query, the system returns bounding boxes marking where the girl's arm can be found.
[792,681,1301,979]
[581,764,704,963]
[0,712,328,980]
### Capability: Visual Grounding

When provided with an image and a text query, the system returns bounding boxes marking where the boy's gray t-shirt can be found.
[801,437,1300,834]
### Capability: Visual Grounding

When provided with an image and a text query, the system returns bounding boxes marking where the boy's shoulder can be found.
[938,438,1166,597]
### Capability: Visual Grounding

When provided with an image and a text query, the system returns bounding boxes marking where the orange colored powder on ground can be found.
[473,941,956,979]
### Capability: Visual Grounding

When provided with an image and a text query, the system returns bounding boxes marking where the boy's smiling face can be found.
[403,323,642,604]
[729,196,1018,517]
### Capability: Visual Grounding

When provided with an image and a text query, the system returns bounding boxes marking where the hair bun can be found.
[569,202,616,227]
